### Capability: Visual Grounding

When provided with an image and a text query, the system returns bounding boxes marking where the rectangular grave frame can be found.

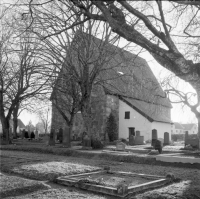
[56,170,168,198]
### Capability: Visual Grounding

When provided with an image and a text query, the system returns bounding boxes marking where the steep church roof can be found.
[53,31,172,122]
[79,33,172,108]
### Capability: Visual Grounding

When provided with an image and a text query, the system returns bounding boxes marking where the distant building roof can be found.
[181,123,197,130]
[174,122,185,129]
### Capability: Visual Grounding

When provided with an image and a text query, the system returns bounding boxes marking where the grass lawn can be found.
[0,173,50,198]
[1,149,200,199]
[12,162,100,181]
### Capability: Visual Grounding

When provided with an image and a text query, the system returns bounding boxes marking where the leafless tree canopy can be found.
[1,1,200,144]
[0,6,52,139]
[23,0,200,142]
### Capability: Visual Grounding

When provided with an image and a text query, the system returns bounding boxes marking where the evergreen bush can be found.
[106,112,118,142]
[91,138,104,149]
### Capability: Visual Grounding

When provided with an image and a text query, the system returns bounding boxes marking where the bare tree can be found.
[37,105,51,135]
[161,74,199,125]
[70,0,200,147]
[25,0,200,146]
[0,12,51,143]
[26,1,128,140]
[50,69,81,145]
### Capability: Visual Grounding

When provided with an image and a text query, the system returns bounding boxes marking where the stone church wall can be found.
[51,85,120,141]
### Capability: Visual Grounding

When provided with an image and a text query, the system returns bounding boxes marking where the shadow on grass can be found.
[1,184,49,199]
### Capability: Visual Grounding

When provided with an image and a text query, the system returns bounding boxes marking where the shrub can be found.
[120,138,128,145]
[91,138,104,149]
[171,134,184,141]
[105,112,118,142]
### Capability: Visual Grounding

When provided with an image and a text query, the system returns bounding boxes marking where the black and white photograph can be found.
[0,1,200,198]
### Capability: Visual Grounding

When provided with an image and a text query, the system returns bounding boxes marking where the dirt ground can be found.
[0,150,200,199]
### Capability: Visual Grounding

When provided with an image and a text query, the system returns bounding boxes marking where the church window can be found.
[125,111,130,119]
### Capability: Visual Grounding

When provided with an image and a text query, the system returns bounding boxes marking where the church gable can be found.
[51,32,172,140]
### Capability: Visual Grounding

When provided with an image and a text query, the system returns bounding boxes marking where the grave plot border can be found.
[56,170,168,198]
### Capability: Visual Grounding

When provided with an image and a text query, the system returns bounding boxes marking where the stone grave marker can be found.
[58,128,63,143]
[136,131,140,136]
[22,129,25,139]
[164,132,169,146]
[116,142,126,151]
[82,131,87,144]
[49,129,55,146]
[151,129,158,147]
[129,135,135,146]
[63,126,70,147]
[129,127,135,146]
[43,134,49,145]
[82,134,92,150]
[155,139,163,154]
[35,130,39,139]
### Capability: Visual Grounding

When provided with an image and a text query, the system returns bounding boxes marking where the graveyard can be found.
[1,129,200,199]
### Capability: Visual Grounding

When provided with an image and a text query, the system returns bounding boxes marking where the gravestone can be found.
[63,126,70,147]
[24,131,29,139]
[28,126,31,138]
[136,131,140,136]
[49,129,55,146]
[58,128,63,143]
[154,139,162,154]
[164,132,170,146]
[151,129,158,147]
[9,127,13,139]
[82,131,87,144]
[43,134,49,145]
[116,142,126,151]
[135,136,144,145]
[129,127,135,146]
[35,130,39,139]
[82,134,92,149]
[30,132,35,139]
[129,135,135,146]
[185,131,189,146]
[22,129,25,139]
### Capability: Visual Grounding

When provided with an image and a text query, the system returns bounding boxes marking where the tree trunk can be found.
[81,107,99,140]
[1,117,11,144]
[0,91,13,144]
[198,117,200,150]
[13,105,19,139]
[68,123,73,147]
[44,122,47,135]
[82,110,93,136]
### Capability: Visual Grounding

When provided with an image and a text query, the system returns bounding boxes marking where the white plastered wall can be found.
[119,100,152,141]
[151,121,172,141]
[190,125,198,134]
